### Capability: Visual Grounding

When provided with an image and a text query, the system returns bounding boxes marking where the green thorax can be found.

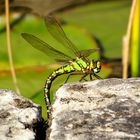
[55,58,88,74]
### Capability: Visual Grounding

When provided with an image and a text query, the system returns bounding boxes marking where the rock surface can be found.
[0,89,44,140]
[49,78,140,140]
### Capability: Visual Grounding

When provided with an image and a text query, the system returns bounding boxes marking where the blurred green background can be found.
[0,0,131,119]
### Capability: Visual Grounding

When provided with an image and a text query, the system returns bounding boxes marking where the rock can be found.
[48,78,140,140]
[0,89,46,140]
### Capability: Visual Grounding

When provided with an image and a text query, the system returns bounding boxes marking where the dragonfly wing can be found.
[21,33,73,61]
[45,16,81,57]
[79,48,100,58]
[54,59,72,64]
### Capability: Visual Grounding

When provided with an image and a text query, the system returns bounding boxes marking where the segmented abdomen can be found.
[44,58,88,117]
[44,64,74,113]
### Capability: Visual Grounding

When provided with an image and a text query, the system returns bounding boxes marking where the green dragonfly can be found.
[21,16,101,118]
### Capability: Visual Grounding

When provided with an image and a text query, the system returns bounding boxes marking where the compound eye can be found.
[97,61,101,69]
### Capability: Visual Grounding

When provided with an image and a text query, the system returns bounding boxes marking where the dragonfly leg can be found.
[93,73,102,79]
[79,74,88,82]
[80,77,88,82]
[90,74,93,80]
[64,73,73,84]
[64,72,87,84]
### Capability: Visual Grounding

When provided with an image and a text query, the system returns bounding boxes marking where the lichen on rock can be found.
[49,78,140,140]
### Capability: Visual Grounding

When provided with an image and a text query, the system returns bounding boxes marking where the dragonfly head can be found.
[91,60,101,73]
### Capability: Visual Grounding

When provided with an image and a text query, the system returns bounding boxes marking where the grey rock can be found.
[0,89,43,140]
[49,78,140,140]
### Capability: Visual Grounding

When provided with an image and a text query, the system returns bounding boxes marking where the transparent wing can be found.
[78,48,99,57]
[45,16,81,57]
[21,33,73,61]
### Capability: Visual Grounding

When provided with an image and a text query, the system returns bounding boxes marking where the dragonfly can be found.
[21,16,101,118]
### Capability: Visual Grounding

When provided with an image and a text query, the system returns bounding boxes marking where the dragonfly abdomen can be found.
[44,64,75,110]
[44,59,88,110]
